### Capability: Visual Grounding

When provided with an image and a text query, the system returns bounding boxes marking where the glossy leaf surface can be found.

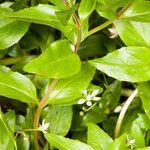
[44,132,94,150]
[47,63,95,105]
[89,46,150,82]
[0,66,38,104]
[24,40,81,79]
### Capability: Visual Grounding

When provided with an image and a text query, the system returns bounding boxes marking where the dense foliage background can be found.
[0,0,150,149]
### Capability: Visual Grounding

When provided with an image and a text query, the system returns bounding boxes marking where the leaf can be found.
[44,132,95,150]
[46,63,95,105]
[78,0,96,20]
[129,123,145,148]
[55,4,78,25]
[55,9,73,25]
[0,66,38,104]
[114,20,150,47]
[96,0,132,20]
[41,105,73,136]
[24,39,81,79]
[81,106,106,126]
[89,46,150,82]
[107,134,127,150]
[138,82,150,120]
[0,19,29,50]
[48,0,75,10]
[0,110,17,150]
[88,123,113,150]
[120,0,150,22]
[6,4,75,43]
[135,114,150,131]
[100,80,121,111]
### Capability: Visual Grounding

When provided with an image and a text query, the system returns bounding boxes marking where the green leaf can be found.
[24,39,81,79]
[88,123,113,150]
[89,46,150,82]
[55,9,73,25]
[55,4,78,25]
[0,66,38,104]
[44,132,95,150]
[96,3,116,20]
[96,0,132,20]
[6,4,75,43]
[100,80,121,111]
[0,20,29,50]
[81,106,106,126]
[120,0,150,22]
[48,0,75,10]
[41,105,73,136]
[46,63,95,105]
[0,1,29,50]
[138,82,150,120]
[78,0,96,20]
[107,134,127,150]
[129,123,145,148]
[114,20,150,47]
[0,110,17,150]
[135,114,150,131]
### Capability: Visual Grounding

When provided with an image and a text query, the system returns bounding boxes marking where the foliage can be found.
[0,0,150,149]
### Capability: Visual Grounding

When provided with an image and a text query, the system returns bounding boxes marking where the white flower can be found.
[38,119,49,133]
[77,89,101,106]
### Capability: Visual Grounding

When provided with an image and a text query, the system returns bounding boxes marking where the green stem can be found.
[88,20,112,36]
[88,2,131,37]
[33,79,58,150]
[61,0,81,53]
[115,89,138,138]
[0,55,27,65]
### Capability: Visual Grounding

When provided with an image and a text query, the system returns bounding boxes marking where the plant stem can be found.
[33,2,81,149]
[115,89,138,138]
[116,2,132,19]
[73,13,81,53]
[0,55,27,65]
[88,20,112,36]
[33,79,58,150]
[62,0,81,53]
[88,2,131,36]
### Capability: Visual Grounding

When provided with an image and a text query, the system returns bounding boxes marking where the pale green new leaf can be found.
[44,132,95,150]
[88,123,113,150]
[114,20,150,47]
[46,63,95,105]
[120,0,150,22]
[89,46,150,82]
[24,40,81,79]
[41,106,73,136]
[0,66,38,104]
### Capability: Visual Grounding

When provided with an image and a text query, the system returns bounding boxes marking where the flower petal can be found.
[91,89,99,98]
[93,97,101,101]
[77,98,86,104]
